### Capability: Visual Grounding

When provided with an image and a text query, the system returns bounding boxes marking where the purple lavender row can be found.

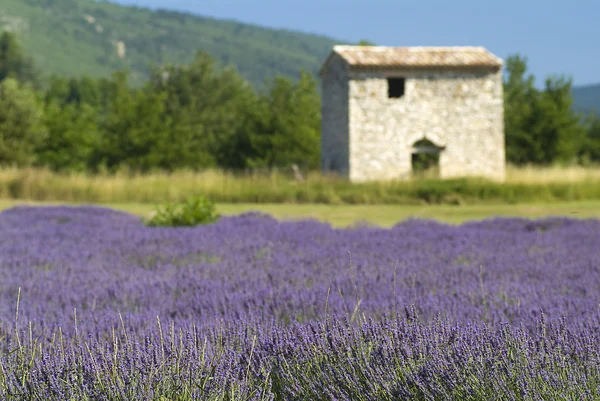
[0,206,599,399]
[1,206,598,330]
[2,314,599,399]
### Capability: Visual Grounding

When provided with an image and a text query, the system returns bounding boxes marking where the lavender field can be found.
[0,205,599,400]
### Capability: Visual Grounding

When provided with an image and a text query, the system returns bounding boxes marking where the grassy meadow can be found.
[2,164,600,207]
[1,164,600,227]
[1,199,598,227]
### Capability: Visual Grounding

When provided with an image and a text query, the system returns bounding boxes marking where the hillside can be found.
[0,0,342,87]
[0,0,598,110]
[572,84,600,114]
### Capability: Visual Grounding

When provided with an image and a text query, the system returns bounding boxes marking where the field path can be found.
[1,200,599,227]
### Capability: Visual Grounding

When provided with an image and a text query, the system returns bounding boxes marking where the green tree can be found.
[37,101,100,171]
[357,39,376,46]
[247,71,321,169]
[579,113,600,163]
[0,31,38,86]
[0,78,46,166]
[268,71,321,169]
[44,76,70,104]
[534,75,586,164]
[503,54,585,165]
[589,116,600,161]
[45,75,110,109]
[216,91,267,170]
[146,52,255,170]
[95,70,171,172]
[503,54,540,164]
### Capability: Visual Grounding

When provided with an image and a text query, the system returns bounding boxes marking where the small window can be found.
[387,77,405,98]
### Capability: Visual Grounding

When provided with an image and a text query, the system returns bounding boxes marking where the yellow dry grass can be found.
[0,164,600,205]
[505,164,600,184]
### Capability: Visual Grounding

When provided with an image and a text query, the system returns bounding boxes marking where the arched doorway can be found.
[411,138,445,178]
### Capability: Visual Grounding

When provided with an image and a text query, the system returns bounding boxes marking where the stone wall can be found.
[338,67,505,182]
[320,54,350,176]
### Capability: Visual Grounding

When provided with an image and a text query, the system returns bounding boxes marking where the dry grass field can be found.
[1,164,600,226]
[1,164,600,205]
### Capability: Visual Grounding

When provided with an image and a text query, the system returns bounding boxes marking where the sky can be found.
[111,0,599,87]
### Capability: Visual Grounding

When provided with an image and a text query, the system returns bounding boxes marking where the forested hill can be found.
[572,84,600,114]
[1,0,598,110]
[0,0,342,87]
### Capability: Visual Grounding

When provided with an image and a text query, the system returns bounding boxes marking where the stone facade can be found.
[320,46,506,182]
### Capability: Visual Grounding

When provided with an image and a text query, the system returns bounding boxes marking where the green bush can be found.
[145,195,220,227]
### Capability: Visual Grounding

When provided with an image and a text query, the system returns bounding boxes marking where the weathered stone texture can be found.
[321,58,506,183]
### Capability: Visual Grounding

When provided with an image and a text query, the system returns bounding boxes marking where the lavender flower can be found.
[0,206,598,400]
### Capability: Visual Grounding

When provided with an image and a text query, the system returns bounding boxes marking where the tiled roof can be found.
[323,45,503,72]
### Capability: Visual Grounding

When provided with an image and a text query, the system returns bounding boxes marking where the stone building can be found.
[319,45,505,182]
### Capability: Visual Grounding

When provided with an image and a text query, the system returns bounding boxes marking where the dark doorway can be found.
[411,138,444,178]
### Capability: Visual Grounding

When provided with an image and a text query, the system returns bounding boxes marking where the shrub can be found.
[145,194,220,227]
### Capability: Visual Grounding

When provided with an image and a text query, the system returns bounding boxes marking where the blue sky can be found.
[112,0,599,87]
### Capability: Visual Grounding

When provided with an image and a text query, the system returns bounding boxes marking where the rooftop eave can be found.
[320,45,504,74]
[347,63,503,72]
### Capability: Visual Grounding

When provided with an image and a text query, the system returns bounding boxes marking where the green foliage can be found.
[503,55,539,164]
[535,75,587,164]
[0,78,46,167]
[44,75,110,109]
[503,55,588,165]
[37,101,100,172]
[1,26,600,180]
[145,195,221,227]
[579,113,600,163]
[243,71,321,170]
[95,70,173,172]
[144,52,257,170]
[0,32,38,87]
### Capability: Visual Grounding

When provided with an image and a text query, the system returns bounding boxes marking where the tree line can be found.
[1,31,599,175]
[503,55,600,165]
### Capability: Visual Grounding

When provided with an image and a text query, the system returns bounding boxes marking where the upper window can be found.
[387,77,405,98]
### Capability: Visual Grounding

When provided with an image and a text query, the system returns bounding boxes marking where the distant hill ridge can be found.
[0,0,342,87]
[572,84,600,115]
[0,0,598,112]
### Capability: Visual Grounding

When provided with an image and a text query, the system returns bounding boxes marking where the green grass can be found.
[1,199,597,227]
[5,167,600,207]
[2,166,600,226]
